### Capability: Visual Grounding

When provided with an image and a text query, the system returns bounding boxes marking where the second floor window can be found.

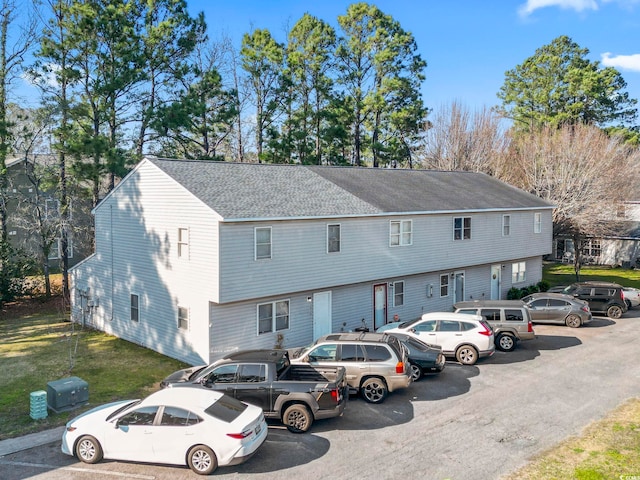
[390,220,412,246]
[454,217,471,240]
[534,213,542,233]
[502,215,511,236]
[178,228,189,258]
[327,224,340,253]
[255,227,272,260]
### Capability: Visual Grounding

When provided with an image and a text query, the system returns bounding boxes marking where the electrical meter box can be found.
[47,376,89,413]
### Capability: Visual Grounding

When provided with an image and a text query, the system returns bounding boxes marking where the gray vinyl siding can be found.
[217,209,552,303]
[206,258,544,362]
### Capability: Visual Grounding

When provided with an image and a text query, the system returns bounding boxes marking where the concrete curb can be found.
[0,427,65,456]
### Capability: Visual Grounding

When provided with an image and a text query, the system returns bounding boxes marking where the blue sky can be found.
[189,0,640,115]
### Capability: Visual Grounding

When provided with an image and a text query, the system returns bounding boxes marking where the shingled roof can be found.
[146,157,553,221]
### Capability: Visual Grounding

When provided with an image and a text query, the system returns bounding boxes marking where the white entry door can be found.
[490,265,501,300]
[313,291,332,340]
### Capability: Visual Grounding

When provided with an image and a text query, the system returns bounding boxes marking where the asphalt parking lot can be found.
[2,311,640,480]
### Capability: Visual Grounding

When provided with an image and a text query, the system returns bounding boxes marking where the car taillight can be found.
[396,361,405,374]
[331,388,340,402]
[227,430,251,439]
[527,321,533,333]
[620,290,625,300]
[478,326,492,336]
[581,305,590,312]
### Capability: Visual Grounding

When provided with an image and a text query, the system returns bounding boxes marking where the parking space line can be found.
[0,459,156,479]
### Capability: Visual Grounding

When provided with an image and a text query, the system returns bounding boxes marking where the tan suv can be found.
[288,332,411,404]
[454,300,536,352]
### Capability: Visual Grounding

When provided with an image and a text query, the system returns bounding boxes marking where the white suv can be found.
[377,312,495,365]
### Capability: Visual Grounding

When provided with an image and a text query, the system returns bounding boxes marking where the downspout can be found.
[110,204,114,321]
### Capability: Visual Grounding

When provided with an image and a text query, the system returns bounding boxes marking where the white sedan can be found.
[61,387,268,475]
[622,287,640,308]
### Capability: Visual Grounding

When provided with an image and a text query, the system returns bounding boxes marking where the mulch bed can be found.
[0,295,68,320]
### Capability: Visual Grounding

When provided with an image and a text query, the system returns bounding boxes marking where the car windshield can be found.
[398,319,421,329]
[403,336,433,352]
[205,394,248,423]
[562,285,578,294]
[106,400,141,422]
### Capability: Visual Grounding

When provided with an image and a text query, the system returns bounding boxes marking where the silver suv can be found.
[289,332,411,404]
[454,300,536,352]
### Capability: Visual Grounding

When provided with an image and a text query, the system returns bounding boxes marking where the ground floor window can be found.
[512,262,526,283]
[257,300,290,334]
[440,274,449,297]
[178,306,189,330]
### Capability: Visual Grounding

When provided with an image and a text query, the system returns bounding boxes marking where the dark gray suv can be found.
[548,281,627,319]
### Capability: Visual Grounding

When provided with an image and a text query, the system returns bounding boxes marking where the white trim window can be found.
[48,236,74,260]
[534,212,542,234]
[390,220,412,246]
[45,199,60,220]
[177,228,189,258]
[178,306,189,330]
[327,224,341,253]
[440,274,449,297]
[393,281,405,306]
[257,300,290,334]
[453,217,471,240]
[130,294,139,322]
[255,227,272,260]
[502,215,511,236]
[512,262,526,283]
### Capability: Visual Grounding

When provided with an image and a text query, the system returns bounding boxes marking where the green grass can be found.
[503,398,640,480]
[0,299,187,440]
[543,263,640,289]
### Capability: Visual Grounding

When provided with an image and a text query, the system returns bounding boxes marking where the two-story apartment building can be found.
[70,158,554,365]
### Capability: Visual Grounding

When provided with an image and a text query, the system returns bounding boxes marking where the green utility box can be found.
[47,376,89,413]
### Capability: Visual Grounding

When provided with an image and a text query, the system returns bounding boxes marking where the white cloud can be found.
[601,52,640,71]
[519,0,599,16]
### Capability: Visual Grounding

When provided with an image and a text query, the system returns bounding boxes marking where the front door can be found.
[313,291,332,340]
[490,265,501,300]
[453,272,465,303]
[373,284,387,330]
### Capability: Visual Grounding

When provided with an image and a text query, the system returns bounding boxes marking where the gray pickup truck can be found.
[160,349,348,433]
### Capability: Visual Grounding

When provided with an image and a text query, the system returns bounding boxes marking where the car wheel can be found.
[283,403,313,433]
[360,377,388,404]
[455,345,478,365]
[607,305,623,319]
[565,314,582,328]
[75,435,103,464]
[187,445,218,475]
[409,363,423,382]
[496,333,516,352]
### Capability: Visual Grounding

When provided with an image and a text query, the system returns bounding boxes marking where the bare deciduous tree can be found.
[499,123,640,277]
[418,101,508,173]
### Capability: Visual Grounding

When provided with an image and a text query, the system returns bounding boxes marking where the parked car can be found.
[622,287,640,309]
[385,332,445,381]
[453,300,536,352]
[61,387,267,475]
[520,292,592,327]
[161,349,347,433]
[377,312,495,365]
[547,281,627,318]
[289,332,412,404]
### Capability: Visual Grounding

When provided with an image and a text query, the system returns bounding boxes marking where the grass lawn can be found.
[0,295,187,440]
[543,263,640,289]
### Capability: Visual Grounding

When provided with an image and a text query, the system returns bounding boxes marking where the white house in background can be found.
[70,158,554,365]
